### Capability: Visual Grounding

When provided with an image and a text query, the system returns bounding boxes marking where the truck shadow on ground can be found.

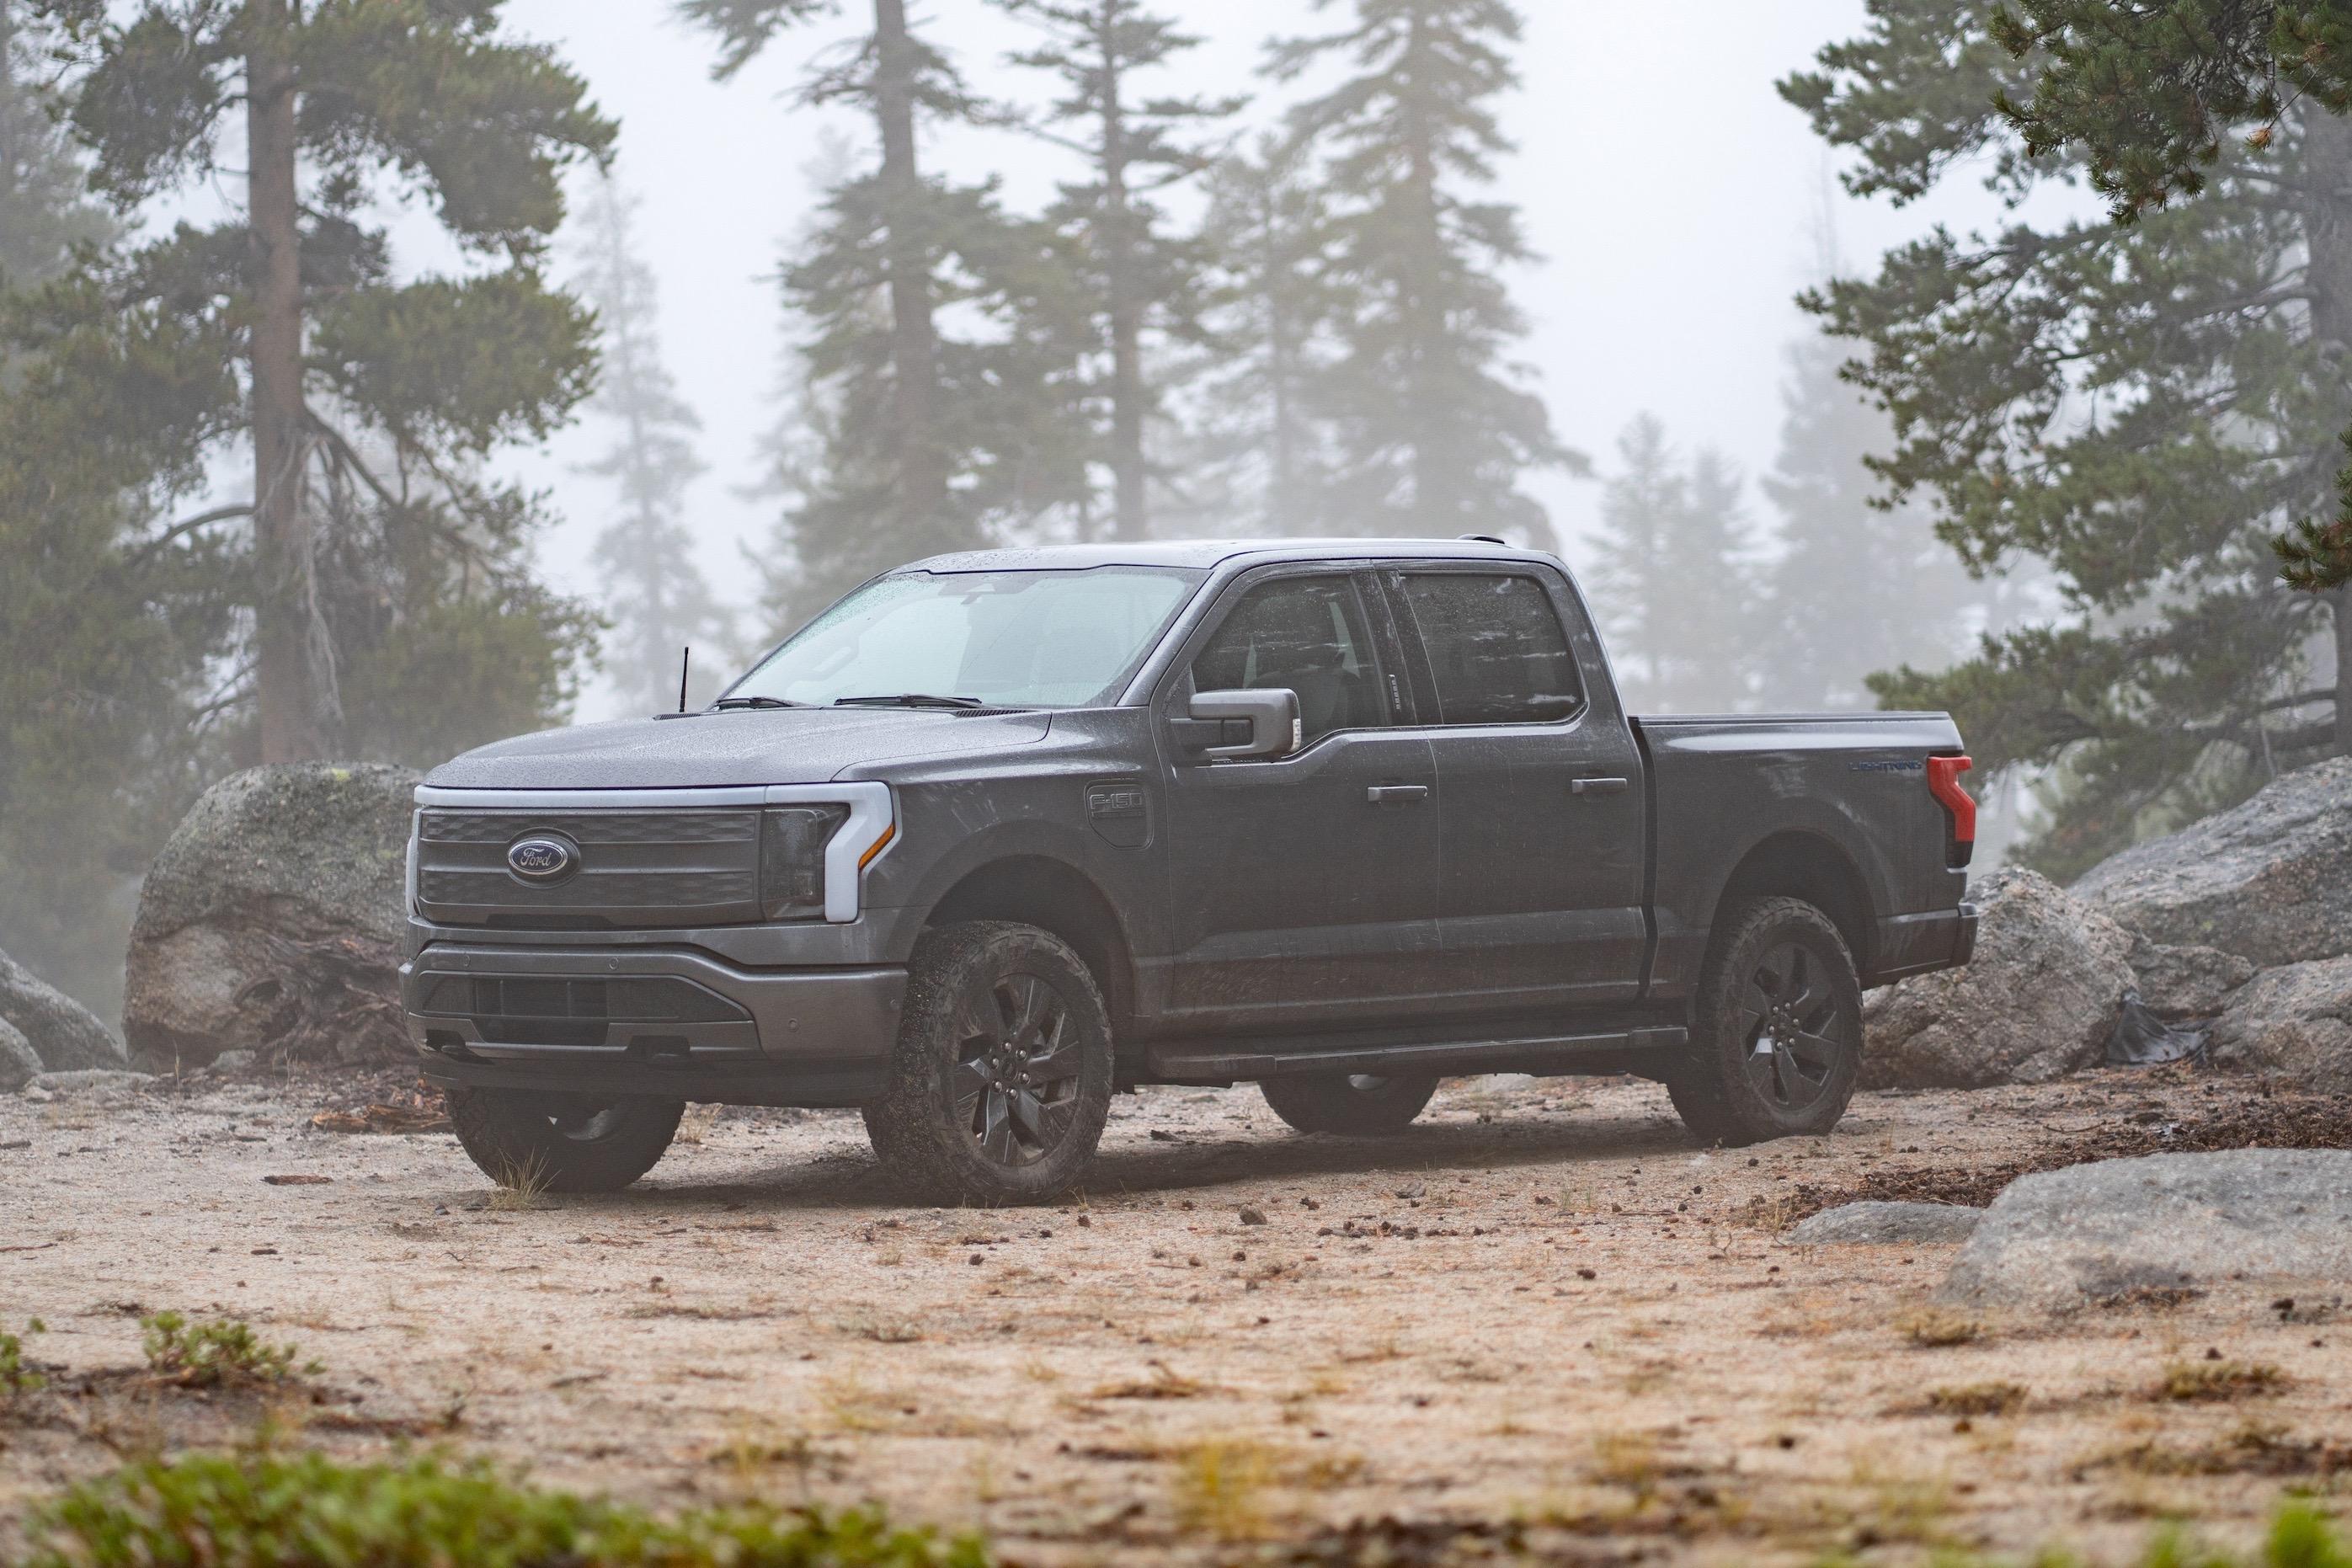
[561,1107,1725,1216]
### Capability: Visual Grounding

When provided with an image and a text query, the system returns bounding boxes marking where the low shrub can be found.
[24,1450,992,1567]
[2,1318,46,1400]
[138,1312,316,1389]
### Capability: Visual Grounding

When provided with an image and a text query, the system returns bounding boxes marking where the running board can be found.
[1144,1024,1687,1085]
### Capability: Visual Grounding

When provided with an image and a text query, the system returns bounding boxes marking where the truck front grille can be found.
[414,808,762,929]
[412,973,751,1048]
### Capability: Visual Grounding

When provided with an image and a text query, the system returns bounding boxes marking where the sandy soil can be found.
[3,1067,2348,1565]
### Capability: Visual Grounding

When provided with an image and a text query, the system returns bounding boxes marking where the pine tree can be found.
[0,3,218,1014]
[0,3,109,285]
[1587,416,1757,713]
[1784,1,2351,875]
[31,0,612,763]
[1169,134,1345,536]
[1272,0,1581,543]
[1752,330,1977,711]
[995,0,1238,540]
[573,178,728,716]
[687,0,1060,621]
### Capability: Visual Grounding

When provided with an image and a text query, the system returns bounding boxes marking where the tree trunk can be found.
[872,0,947,552]
[1399,9,1444,535]
[2335,585,2352,756]
[1100,17,1145,541]
[2298,111,2352,757]
[246,0,328,763]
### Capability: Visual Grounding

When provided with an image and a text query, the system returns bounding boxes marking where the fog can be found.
[497,1,2029,717]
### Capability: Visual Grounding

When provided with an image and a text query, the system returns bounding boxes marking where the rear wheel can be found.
[1667,896,1862,1147]
[446,1088,684,1193]
[862,921,1113,1204]
[1260,1072,1440,1137]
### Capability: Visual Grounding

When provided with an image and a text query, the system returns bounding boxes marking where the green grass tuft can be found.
[25,1450,992,1567]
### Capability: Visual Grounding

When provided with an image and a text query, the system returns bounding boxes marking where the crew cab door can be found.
[1379,563,1648,1011]
[1152,567,1442,1032]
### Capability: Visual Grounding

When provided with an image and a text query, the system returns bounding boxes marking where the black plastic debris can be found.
[2105,989,2210,1068]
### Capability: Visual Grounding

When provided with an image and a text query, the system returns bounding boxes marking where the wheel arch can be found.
[1709,830,1878,979]
[923,856,1140,1053]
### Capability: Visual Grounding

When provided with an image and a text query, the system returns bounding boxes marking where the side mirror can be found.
[1187,688,1301,760]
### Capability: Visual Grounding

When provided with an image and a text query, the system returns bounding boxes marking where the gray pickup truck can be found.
[403,538,1978,1202]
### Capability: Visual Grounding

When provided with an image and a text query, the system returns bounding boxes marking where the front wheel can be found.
[1260,1072,1439,1137]
[446,1088,684,1193]
[862,921,1113,1204]
[1667,896,1863,1148]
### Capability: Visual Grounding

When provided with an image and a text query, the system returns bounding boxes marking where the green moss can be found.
[25,1451,992,1567]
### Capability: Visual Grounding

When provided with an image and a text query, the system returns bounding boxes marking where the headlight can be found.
[760,804,851,921]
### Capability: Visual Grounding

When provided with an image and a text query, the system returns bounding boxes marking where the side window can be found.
[1190,575,1389,744]
[1395,572,1586,725]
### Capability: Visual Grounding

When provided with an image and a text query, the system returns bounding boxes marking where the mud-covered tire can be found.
[862,921,1113,1205]
[1667,896,1863,1148]
[446,1088,684,1193]
[1260,1072,1440,1137]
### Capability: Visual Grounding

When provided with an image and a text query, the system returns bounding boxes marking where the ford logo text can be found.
[506,835,578,882]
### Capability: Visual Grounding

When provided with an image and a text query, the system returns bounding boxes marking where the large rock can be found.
[2125,935,2257,1020]
[0,947,128,1071]
[1940,1149,2352,1310]
[0,1016,40,1093]
[2208,957,2352,1091]
[124,763,419,1070]
[2072,756,2352,968]
[1864,869,2133,1088]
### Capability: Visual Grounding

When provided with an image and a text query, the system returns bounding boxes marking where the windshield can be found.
[726,566,1204,709]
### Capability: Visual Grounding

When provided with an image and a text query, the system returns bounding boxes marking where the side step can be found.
[1145,1024,1687,1086]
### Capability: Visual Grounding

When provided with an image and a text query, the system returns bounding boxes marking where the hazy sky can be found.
[494,1,2020,717]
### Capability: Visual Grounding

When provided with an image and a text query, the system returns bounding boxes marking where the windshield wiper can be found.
[710,695,806,710]
[831,693,985,709]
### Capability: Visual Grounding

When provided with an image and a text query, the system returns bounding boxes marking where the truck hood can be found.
[421,707,1054,792]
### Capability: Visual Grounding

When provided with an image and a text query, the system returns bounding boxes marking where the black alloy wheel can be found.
[1736,939,1848,1117]
[864,920,1114,1203]
[1666,896,1863,1147]
[952,971,1085,1167]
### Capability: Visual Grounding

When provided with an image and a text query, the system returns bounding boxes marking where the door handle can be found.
[1365,784,1431,805]
[1571,776,1631,797]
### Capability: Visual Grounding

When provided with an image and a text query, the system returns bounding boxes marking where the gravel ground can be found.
[3,1066,2348,1565]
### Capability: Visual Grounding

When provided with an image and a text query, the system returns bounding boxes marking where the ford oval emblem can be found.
[506,835,577,882]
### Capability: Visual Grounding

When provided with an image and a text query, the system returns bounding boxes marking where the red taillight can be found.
[1928,755,1976,863]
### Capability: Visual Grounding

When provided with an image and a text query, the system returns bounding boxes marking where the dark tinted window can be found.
[1395,573,1584,725]
[1192,576,1388,744]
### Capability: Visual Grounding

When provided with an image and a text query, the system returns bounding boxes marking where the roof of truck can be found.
[903,537,1548,573]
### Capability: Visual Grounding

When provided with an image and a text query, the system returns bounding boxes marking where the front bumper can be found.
[403,943,906,1107]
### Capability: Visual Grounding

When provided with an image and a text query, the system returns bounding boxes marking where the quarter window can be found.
[1190,576,1389,744]
[1394,573,1585,725]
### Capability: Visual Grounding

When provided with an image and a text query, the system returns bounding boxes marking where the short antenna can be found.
[678,646,691,713]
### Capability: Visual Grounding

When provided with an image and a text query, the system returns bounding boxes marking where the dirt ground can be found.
[3,1066,2349,1565]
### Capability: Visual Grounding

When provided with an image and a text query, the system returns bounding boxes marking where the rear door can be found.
[1380,563,1648,1012]
[1153,567,1442,1032]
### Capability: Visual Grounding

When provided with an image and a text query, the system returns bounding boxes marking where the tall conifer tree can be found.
[1171,134,1344,536]
[1753,331,1978,711]
[574,178,728,716]
[1272,0,1580,541]
[31,0,611,763]
[996,0,1237,540]
[1785,2,2352,873]
[1587,414,1755,713]
[0,3,109,285]
[686,0,1057,621]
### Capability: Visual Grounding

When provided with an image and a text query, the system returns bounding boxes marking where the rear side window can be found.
[1394,572,1585,725]
[1190,575,1389,744]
